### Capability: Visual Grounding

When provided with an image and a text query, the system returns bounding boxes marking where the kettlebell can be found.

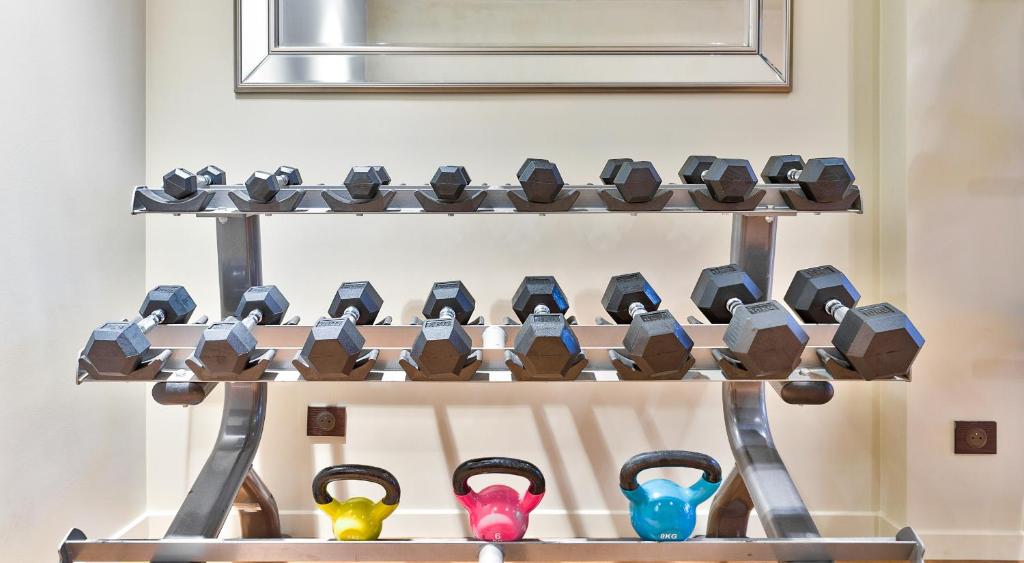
[619,450,722,541]
[453,457,545,542]
[312,464,401,541]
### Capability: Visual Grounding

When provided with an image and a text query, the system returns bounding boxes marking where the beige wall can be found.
[892,0,1024,558]
[138,0,1024,559]
[144,0,880,541]
[0,1,148,560]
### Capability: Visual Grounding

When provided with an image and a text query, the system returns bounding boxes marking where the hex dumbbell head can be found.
[678,155,717,184]
[411,318,473,375]
[600,158,633,185]
[344,166,384,200]
[761,155,806,184]
[703,159,757,203]
[797,158,855,203]
[601,273,662,324]
[513,314,582,378]
[198,165,226,185]
[724,301,809,376]
[623,310,694,375]
[512,276,570,322]
[518,159,565,203]
[423,281,475,324]
[299,317,366,375]
[613,161,662,203]
[275,165,302,185]
[162,168,200,199]
[371,165,392,185]
[430,166,471,201]
[194,320,259,375]
[832,303,924,380]
[784,265,861,324]
[233,285,290,325]
[245,171,284,203]
[328,281,383,325]
[691,264,763,324]
[140,285,197,324]
[83,321,151,374]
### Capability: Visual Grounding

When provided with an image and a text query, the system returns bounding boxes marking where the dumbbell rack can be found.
[60,180,924,563]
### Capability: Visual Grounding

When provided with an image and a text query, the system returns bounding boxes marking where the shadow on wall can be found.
[231,382,719,539]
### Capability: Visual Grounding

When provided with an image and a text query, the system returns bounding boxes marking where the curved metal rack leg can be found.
[707,215,830,563]
[161,216,280,561]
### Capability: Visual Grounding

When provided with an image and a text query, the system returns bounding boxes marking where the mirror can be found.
[237,0,791,91]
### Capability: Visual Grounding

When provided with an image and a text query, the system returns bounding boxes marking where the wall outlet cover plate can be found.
[954,420,996,454]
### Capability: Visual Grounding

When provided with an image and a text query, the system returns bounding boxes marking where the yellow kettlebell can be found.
[313,464,401,541]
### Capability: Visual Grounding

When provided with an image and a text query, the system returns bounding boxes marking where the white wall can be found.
[0,1,148,560]
[144,0,882,541]
[884,0,1024,558]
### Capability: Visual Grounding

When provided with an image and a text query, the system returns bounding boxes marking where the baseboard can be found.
[879,514,1024,561]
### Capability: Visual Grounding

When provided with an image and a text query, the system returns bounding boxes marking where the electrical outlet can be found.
[954,421,996,454]
[307,406,346,439]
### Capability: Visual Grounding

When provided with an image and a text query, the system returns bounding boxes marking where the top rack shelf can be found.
[131,183,863,217]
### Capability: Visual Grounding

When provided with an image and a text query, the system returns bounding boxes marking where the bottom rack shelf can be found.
[60,528,924,562]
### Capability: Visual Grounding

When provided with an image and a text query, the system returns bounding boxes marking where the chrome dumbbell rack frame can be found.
[60,182,923,563]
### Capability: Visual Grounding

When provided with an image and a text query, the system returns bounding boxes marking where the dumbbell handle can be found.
[136,309,167,333]
[824,299,849,322]
[437,306,457,322]
[272,172,294,186]
[195,170,218,187]
[239,309,264,330]
[532,304,551,315]
[786,168,803,182]
[627,302,649,318]
[337,306,361,324]
[725,297,745,316]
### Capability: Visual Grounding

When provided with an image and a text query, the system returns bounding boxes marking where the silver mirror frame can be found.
[236,0,791,92]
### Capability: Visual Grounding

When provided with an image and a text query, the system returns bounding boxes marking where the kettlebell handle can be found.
[453,457,546,496]
[312,464,401,506]
[619,450,722,491]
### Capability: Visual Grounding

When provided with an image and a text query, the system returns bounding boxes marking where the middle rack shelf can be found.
[76,322,903,384]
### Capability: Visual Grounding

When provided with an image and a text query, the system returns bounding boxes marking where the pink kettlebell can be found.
[453,457,545,542]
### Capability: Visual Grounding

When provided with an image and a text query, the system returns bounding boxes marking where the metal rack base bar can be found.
[59,530,924,562]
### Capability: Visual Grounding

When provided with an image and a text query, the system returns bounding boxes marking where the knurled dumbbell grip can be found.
[824,299,849,322]
[136,309,166,333]
[786,168,803,182]
[438,306,456,321]
[240,309,263,330]
[532,304,551,315]
[627,302,649,319]
[725,297,744,316]
[339,306,360,324]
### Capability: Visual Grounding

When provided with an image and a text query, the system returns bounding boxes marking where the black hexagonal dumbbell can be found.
[82,285,198,376]
[604,159,663,204]
[517,158,565,203]
[784,265,924,380]
[762,155,856,204]
[187,285,290,379]
[293,281,384,379]
[601,273,694,379]
[400,281,481,380]
[343,166,392,201]
[506,276,586,380]
[161,166,226,200]
[691,264,809,377]
[679,156,758,203]
[244,166,303,203]
[430,165,472,203]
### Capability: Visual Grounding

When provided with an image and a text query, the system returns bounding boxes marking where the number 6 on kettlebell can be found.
[619,450,722,541]
[453,457,545,542]
[312,464,401,541]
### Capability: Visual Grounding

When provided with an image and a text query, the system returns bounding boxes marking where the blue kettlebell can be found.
[619,450,722,541]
